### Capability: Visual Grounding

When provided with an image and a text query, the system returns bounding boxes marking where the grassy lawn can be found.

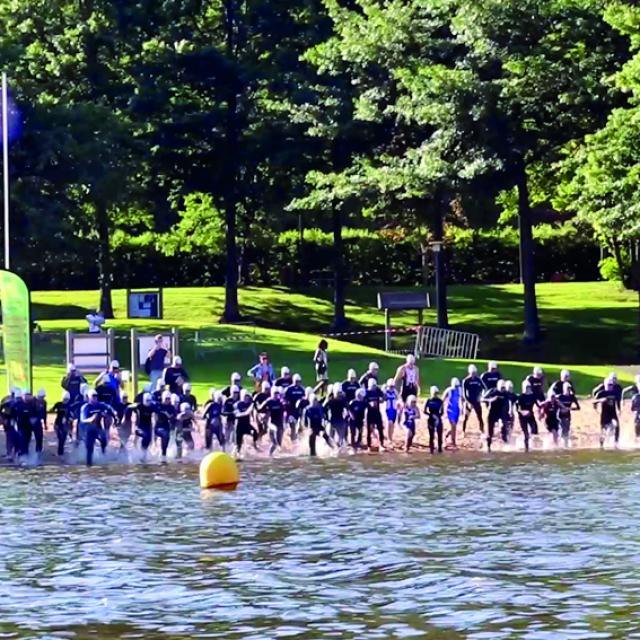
[30,281,638,364]
[2,322,634,401]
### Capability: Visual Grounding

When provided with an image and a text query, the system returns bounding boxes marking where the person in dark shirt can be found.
[462,365,485,434]
[594,380,621,448]
[80,390,117,466]
[502,381,518,444]
[252,381,271,436]
[540,391,560,441]
[348,388,367,449]
[549,369,574,397]
[175,403,196,458]
[424,386,444,454]
[592,373,623,410]
[274,366,293,390]
[284,374,306,441]
[623,375,640,438]
[61,364,87,404]
[324,384,348,446]
[0,390,18,460]
[557,382,580,447]
[480,361,501,391]
[223,386,241,443]
[516,381,540,452]
[162,356,190,395]
[526,366,546,403]
[221,372,243,399]
[260,387,285,456]
[145,335,169,389]
[154,392,177,459]
[181,382,198,411]
[483,380,509,452]
[235,390,259,455]
[52,391,73,456]
[341,369,361,402]
[131,393,157,455]
[202,389,225,450]
[305,394,334,456]
[359,362,380,390]
[399,395,420,452]
[365,379,385,450]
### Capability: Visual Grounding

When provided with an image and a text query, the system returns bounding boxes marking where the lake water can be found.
[2,451,640,639]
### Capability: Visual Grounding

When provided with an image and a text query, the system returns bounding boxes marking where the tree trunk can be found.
[332,206,347,330]
[221,0,240,323]
[517,167,541,343]
[96,203,114,318]
[433,205,448,329]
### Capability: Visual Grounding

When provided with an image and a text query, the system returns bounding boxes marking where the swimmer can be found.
[365,378,385,451]
[383,378,399,446]
[275,366,293,390]
[79,389,117,466]
[252,381,271,437]
[394,354,420,402]
[549,369,574,396]
[556,382,580,447]
[399,395,420,452]
[480,361,502,391]
[284,374,305,441]
[424,386,444,454]
[131,393,158,457]
[234,389,260,456]
[540,390,561,446]
[221,372,243,398]
[462,364,485,434]
[202,389,225,450]
[223,385,241,444]
[181,382,198,411]
[175,402,196,459]
[155,391,177,460]
[341,369,361,402]
[52,391,73,457]
[260,387,286,455]
[483,380,509,451]
[623,374,640,438]
[526,367,546,403]
[516,381,540,452]
[304,393,334,456]
[442,377,463,448]
[594,378,621,448]
[348,388,367,449]
[324,383,348,446]
[359,362,380,390]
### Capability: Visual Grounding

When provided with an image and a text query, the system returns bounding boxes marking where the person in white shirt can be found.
[85,309,105,334]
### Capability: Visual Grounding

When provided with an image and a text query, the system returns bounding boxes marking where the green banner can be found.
[0,270,32,393]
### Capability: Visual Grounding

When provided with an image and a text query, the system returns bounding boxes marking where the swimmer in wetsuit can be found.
[556,382,580,447]
[394,354,420,402]
[341,369,361,402]
[442,377,463,448]
[480,361,502,392]
[130,393,157,457]
[399,395,420,452]
[462,364,485,434]
[483,380,509,452]
[594,379,621,448]
[52,391,73,456]
[623,374,640,438]
[516,381,540,452]
[202,389,225,450]
[424,386,444,454]
[304,394,334,457]
[348,388,367,449]
[234,389,260,456]
[324,383,348,447]
[526,366,546,404]
[284,374,306,442]
[260,387,286,456]
[365,378,385,451]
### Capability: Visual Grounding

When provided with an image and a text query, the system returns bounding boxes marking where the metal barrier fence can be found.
[415,326,480,360]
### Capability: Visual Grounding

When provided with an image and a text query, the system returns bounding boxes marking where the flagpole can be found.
[2,72,9,271]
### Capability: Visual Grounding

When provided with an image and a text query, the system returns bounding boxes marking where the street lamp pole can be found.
[430,240,448,329]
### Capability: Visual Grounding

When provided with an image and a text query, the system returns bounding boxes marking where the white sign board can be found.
[71,335,111,371]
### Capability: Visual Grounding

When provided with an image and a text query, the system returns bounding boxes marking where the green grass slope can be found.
[30,282,637,364]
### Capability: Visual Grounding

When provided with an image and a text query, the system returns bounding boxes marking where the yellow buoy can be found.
[199,452,240,489]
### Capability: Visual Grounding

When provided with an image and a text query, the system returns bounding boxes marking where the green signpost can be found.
[0,269,32,393]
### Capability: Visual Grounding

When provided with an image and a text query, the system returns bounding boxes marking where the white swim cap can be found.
[231,372,241,382]
[305,386,314,397]
[62,391,71,402]
[271,386,282,396]
[488,361,498,370]
[468,364,478,375]
[451,377,460,387]
[505,380,514,392]
[174,356,182,366]
[143,393,152,406]
[162,390,172,401]
[261,381,271,392]
[180,402,190,413]
[240,389,251,400]
[356,388,366,400]
[386,378,395,387]
[67,362,76,373]
[170,393,180,405]
[534,366,543,376]
[348,368,357,379]
[368,378,377,389]
[333,382,342,396]
[430,385,439,395]
[406,354,416,365]
[230,385,240,394]
[522,380,531,393]
[561,369,570,380]
[182,382,191,392]
[110,360,120,369]
[281,366,290,376]
[497,379,506,391]
[89,389,98,398]
[370,362,379,371]
[309,393,318,403]
[292,373,302,383]
[407,394,417,404]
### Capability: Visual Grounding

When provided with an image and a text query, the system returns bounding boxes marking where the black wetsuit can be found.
[155,403,176,457]
[557,392,579,441]
[595,388,620,443]
[202,400,225,449]
[261,397,285,454]
[516,392,539,451]
[325,396,347,446]
[549,379,575,396]
[341,380,361,402]
[462,376,485,432]
[52,400,73,456]
[305,404,331,456]
[132,402,156,450]
[526,375,546,403]
[234,399,259,453]
[484,389,509,450]
[365,388,384,448]
[480,370,501,391]
[424,397,444,453]
[348,399,366,448]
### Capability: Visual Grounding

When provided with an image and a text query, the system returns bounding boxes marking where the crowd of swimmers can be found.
[1,346,640,466]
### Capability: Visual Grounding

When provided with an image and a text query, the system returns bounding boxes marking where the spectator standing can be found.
[145,335,169,389]
[247,352,275,390]
[86,309,105,334]
[163,356,190,395]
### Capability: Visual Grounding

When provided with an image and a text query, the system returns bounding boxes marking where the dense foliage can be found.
[0,0,637,339]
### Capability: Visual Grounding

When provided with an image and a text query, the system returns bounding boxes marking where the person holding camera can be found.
[313,339,329,396]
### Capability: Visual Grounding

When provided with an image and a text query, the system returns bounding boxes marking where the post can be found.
[171,327,180,357]
[107,328,115,369]
[385,308,391,352]
[431,240,448,329]
[66,330,73,366]
[2,72,9,270]
[130,328,138,397]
